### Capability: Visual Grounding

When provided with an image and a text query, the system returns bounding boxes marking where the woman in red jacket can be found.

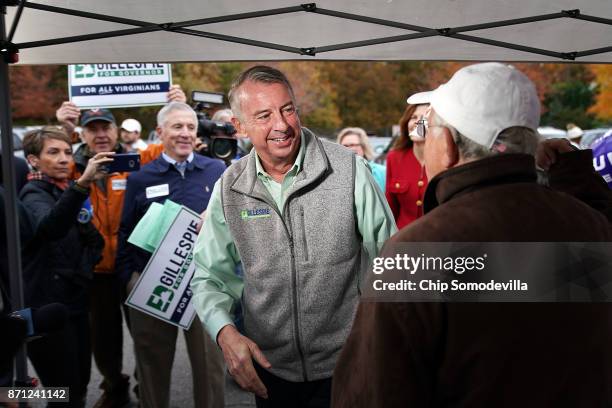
[385,92,430,229]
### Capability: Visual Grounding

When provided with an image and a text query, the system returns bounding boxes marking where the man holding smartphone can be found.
[71,108,134,408]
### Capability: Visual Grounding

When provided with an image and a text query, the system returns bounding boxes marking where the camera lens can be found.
[212,138,237,160]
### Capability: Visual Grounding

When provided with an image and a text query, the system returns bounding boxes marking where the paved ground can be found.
[27,321,255,408]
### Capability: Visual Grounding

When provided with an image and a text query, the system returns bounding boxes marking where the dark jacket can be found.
[332,151,612,407]
[0,154,29,193]
[0,185,34,312]
[116,153,225,284]
[19,180,104,312]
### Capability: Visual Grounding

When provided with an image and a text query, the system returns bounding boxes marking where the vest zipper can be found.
[245,189,309,381]
[285,205,309,382]
[299,206,309,262]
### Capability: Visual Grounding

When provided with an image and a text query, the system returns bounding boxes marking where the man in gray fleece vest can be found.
[190,65,396,408]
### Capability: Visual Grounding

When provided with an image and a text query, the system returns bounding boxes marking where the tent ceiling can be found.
[4,0,612,64]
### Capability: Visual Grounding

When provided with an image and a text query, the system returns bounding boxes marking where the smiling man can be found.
[190,66,396,408]
[116,102,226,408]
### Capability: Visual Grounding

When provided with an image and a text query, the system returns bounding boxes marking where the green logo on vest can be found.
[240,208,271,220]
[146,285,174,313]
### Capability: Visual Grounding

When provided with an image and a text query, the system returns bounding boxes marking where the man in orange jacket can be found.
[56,86,185,408]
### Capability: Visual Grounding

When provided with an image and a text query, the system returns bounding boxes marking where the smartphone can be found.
[105,153,141,173]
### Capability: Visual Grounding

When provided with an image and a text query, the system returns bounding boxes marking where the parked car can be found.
[12,126,44,158]
[537,126,566,139]
[369,136,393,156]
[581,128,612,149]
[0,130,24,156]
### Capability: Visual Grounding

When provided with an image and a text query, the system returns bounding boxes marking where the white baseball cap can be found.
[429,62,540,149]
[121,118,142,133]
[406,91,432,105]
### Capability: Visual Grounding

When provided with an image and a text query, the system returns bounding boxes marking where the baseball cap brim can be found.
[80,108,116,127]
[81,116,114,126]
[406,91,432,105]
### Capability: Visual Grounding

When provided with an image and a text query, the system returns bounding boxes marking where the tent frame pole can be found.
[7,3,612,61]
[0,1,28,389]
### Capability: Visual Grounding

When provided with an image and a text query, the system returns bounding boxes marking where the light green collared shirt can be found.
[252,132,306,213]
[191,133,397,341]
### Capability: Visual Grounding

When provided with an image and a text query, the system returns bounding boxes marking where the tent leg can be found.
[0,4,29,388]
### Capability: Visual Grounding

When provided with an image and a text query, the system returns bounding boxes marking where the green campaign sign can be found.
[126,205,201,329]
[68,63,172,109]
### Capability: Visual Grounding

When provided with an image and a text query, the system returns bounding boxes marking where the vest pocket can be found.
[300,206,309,262]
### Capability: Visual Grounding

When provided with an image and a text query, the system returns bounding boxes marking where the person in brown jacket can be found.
[332,63,612,407]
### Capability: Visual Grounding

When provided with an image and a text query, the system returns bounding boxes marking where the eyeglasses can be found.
[415,117,445,139]
[342,143,362,148]
[416,118,428,139]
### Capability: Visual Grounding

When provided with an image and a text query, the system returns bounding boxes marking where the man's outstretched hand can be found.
[217,324,271,399]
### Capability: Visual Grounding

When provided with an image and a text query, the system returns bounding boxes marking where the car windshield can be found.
[0,130,23,152]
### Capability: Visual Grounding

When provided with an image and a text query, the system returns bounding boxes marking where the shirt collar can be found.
[255,131,305,180]
[161,152,194,165]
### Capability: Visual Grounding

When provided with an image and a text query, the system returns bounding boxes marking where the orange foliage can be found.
[588,65,612,120]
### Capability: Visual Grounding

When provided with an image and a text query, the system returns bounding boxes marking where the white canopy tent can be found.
[1,0,611,385]
[4,0,612,64]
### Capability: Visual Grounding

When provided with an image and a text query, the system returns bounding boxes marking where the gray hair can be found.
[337,127,376,161]
[211,108,233,123]
[228,65,296,120]
[157,101,197,127]
[430,111,540,160]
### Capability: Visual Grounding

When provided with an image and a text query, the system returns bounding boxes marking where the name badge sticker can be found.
[111,179,127,191]
[146,184,170,199]
[240,207,272,220]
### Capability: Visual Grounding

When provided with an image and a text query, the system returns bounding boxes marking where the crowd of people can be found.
[0,62,611,408]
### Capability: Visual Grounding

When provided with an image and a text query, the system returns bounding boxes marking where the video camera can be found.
[192,91,237,165]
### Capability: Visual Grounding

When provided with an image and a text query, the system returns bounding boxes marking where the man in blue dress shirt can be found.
[116,102,226,408]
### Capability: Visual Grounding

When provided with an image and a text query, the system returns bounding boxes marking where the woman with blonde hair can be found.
[337,127,386,190]
[385,92,430,229]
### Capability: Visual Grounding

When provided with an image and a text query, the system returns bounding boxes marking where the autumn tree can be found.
[588,64,612,122]
[277,62,341,132]
[10,65,67,124]
[110,63,225,135]
[539,64,599,129]
[216,62,247,95]
[10,61,606,136]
